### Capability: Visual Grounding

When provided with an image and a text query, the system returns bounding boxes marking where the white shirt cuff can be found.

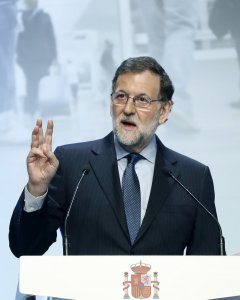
[24,186,47,212]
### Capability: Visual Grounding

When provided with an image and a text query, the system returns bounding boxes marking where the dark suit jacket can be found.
[9,132,221,257]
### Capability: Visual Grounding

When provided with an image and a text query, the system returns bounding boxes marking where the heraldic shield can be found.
[131,273,151,298]
[123,261,160,299]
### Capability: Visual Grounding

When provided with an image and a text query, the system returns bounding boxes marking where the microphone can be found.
[162,167,225,255]
[63,166,90,255]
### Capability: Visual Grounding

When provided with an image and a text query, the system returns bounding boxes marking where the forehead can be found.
[115,71,161,96]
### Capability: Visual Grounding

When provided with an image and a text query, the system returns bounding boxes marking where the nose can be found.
[123,96,136,114]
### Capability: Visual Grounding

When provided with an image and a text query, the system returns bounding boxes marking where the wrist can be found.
[27,181,48,197]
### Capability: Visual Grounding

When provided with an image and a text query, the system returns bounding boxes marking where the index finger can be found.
[44,119,54,150]
[31,118,42,149]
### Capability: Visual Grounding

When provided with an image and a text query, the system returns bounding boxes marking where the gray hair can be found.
[111,56,174,102]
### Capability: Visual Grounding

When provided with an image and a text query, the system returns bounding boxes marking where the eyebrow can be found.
[116,90,150,97]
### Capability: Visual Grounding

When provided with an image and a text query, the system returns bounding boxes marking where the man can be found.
[9,56,223,256]
[209,0,240,109]
[16,0,57,116]
[0,0,17,131]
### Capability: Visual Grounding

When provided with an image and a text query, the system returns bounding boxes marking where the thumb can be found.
[43,145,59,168]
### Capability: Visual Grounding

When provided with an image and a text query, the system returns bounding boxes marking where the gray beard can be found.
[113,126,156,153]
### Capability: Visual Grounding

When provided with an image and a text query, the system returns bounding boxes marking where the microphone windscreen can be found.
[81,165,90,175]
[162,167,171,176]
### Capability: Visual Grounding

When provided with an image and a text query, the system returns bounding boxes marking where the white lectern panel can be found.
[20,256,240,300]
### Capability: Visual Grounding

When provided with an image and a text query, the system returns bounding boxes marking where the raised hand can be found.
[27,118,59,197]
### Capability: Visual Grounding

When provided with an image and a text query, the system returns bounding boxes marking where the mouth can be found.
[121,120,137,130]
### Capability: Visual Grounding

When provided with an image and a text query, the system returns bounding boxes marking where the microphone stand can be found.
[165,169,225,255]
[63,168,89,256]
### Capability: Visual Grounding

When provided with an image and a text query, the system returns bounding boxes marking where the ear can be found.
[158,100,172,125]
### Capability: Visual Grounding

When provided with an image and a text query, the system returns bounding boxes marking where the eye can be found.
[116,92,127,99]
[136,95,149,103]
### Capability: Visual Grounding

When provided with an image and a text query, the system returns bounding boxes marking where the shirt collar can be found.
[114,135,157,164]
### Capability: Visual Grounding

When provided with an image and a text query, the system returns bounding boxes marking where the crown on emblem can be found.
[130,261,151,274]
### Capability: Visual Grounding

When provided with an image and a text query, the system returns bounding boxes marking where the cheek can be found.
[111,105,122,119]
[137,112,155,125]
[110,103,117,118]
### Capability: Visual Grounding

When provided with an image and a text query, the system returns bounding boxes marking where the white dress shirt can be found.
[115,136,157,223]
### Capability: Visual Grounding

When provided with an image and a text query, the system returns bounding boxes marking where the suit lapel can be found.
[135,138,180,244]
[88,132,129,239]
[88,133,180,245]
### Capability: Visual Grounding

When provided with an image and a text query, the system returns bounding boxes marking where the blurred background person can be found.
[16,0,57,120]
[209,0,240,109]
[230,0,240,109]
[0,0,17,133]
[136,0,199,131]
[99,39,116,106]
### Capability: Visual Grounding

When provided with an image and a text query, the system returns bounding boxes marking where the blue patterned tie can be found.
[122,153,142,245]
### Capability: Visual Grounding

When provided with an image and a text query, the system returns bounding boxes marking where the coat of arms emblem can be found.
[123,261,160,299]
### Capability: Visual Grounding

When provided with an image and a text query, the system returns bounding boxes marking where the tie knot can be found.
[127,153,142,166]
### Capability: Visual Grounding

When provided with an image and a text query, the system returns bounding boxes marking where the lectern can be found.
[20,256,240,300]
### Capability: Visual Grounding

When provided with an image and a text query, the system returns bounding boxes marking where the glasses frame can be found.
[111,91,163,109]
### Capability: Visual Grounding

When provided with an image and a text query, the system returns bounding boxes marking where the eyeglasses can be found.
[111,91,162,109]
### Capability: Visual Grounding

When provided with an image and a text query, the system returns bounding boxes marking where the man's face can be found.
[110,70,171,153]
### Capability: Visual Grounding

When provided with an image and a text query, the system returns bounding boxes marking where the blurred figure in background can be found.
[0,0,17,133]
[16,0,57,119]
[209,0,240,109]
[230,1,240,109]
[99,39,116,107]
[136,0,199,131]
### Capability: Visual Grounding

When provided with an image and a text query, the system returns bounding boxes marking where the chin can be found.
[115,130,141,148]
